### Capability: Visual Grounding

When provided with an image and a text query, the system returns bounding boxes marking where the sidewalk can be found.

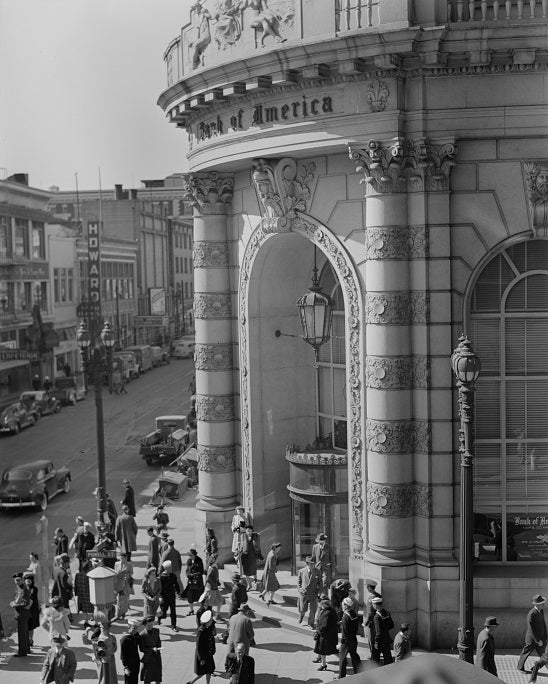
[0,480,535,683]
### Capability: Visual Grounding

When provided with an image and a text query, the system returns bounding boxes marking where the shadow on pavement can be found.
[253,642,313,653]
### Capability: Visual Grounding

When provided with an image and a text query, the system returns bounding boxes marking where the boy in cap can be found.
[40,635,77,684]
[393,622,412,661]
[120,618,141,684]
[476,616,499,676]
[518,594,547,674]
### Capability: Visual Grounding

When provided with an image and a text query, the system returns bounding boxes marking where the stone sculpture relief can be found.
[182,172,234,213]
[193,241,230,268]
[366,79,389,112]
[189,1,212,69]
[364,226,428,260]
[194,343,234,370]
[198,445,236,472]
[367,482,432,518]
[523,162,548,237]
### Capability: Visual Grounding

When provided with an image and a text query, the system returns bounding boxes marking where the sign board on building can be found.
[150,288,166,315]
[2,264,49,280]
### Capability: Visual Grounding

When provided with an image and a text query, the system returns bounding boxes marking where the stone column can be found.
[182,172,237,563]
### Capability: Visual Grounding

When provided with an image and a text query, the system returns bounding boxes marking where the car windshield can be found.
[54,378,74,388]
[20,392,38,399]
[4,469,32,481]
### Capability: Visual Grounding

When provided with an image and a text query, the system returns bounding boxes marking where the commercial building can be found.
[157,0,548,647]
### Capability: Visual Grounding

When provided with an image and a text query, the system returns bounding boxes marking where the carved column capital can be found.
[194,293,232,319]
[193,241,229,268]
[196,394,235,422]
[367,482,432,517]
[197,445,236,472]
[194,343,234,370]
[182,172,234,214]
[523,162,548,237]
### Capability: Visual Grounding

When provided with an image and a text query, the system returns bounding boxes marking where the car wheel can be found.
[70,392,77,406]
[54,403,61,413]
[12,422,20,435]
[29,415,36,426]
[62,478,70,494]
[37,493,48,511]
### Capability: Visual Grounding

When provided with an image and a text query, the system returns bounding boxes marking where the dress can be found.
[314,601,338,655]
[185,556,205,603]
[194,622,216,676]
[94,633,118,684]
[142,575,161,619]
[241,532,262,576]
[74,569,94,613]
[139,628,162,683]
[260,549,279,592]
[231,512,251,554]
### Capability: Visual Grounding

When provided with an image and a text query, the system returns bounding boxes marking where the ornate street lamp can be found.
[451,334,481,664]
[77,320,115,524]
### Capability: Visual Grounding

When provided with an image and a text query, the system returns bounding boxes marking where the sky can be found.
[0,0,194,193]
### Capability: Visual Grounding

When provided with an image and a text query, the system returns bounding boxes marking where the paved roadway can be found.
[0,357,195,631]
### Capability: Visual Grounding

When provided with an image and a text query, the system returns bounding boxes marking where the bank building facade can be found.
[158,0,548,648]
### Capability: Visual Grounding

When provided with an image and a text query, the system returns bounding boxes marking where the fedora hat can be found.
[315,533,327,542]
[533,594,547,604]
[484,616,499,626]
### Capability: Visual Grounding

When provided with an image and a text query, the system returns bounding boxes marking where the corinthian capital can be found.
[182,172,234,214]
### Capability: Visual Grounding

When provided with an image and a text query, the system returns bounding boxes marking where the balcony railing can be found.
[448,0,547,22]
[335,0,381,30]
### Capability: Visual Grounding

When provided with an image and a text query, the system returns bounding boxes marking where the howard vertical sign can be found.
[87,221,102,335]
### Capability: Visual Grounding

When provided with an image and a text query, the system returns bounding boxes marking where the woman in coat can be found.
[185,548,205,616]
[240,525,263,590]
[186,609,216,684]
[24,573,40,647]
[74,561,94,619]
[114,553,134,620]
[41,596,71,640]
[259,542,281,606]
[142,566,161,619]
[138,616,162,684]
[204,556,224,620]
[313,597,339,671]
[204,528,218,567]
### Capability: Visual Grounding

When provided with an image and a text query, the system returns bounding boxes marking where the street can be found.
[0,358,195,629]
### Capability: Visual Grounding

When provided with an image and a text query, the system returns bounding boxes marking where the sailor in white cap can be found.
[186,610,216,684]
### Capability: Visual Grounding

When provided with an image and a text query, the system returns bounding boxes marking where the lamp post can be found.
[77,320,115,525]
[451,334,481,663]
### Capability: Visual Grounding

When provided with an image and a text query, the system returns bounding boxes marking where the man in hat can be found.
[518,594,547,673]
[229,574,249,618]
[53,528,69,556]
[393,622,412,661]
[364,579,381,660]
[147,527,161,570]
[52,553,73,612]
[115,504,138,561]
[10,572,32,656]
[225,641,255,684]
[476,616,499,676]
[311,533,335,594]
[158,560,179,631]
[227,604,255,655]
[75,522,96,570]
[121,479,136,517]
[159,530,170,557]
[120,619,141,684]
[297,556,320,627]
[160,538,184,597]
[40,635,77,684]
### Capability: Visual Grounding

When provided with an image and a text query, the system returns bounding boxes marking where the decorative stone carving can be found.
[366,355,429,389]
[182,172,234,213]
[366,418,431,454]
[285,444,348,466]
[196,394,235,421]
[523,162,548,237]
[349,139,457,194]
[367,482,432,518]
[198,445,236,472]
[239,212,365,557]
[194,293,232,319]
[193,241,229,268]
[212,1,242,50]
[194,343,234,370]
[365,292,429,325]
[367,79,389,112]
[251,158,315,233]
[188,1,212,70]
[365,226,428,260]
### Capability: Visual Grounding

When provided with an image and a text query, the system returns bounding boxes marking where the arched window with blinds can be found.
[470,239,548,562]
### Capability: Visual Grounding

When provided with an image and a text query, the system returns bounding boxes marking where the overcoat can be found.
[40,646,77,684]
[314,601,338,655]
[115,513,138,554]
[476,628,497,676]
[139,628,162,683]
[260,549,279,592]
[194,622,216,676]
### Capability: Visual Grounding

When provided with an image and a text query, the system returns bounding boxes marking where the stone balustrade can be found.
[448,0,548,21]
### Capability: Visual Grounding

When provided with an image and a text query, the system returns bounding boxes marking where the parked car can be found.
[113,351,139,380]
[53,374,87,405]
[0,402,39,435]
[150,346,170,367]
[172,339,195,359]
[125,345,153,373]
[20,390,62,417]
[0,459,71,511]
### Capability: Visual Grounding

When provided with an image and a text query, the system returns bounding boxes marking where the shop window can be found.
[32,222,45,259]
[470,239,548,562]
[0,216,10,258]
[14,218,29,257]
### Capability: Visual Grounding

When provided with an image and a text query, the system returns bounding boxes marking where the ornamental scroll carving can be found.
[366,418,431,454]
[366,355,429,389]
[193,241,229,268]
[198,445,236,472]
[239,212,365,558]
[365,292,429,325]
[367,482,432,518]
[194,343,234,370]
[196,394,235,421]
[366,79,389,113]
[182,172,234,214]
[194,293,232,319]
[251,158,315,233]
[365,226,428,260]
[349,139,457,194]
[523,162,548,237]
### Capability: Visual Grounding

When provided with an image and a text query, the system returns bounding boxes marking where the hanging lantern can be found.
[296,246,333,365]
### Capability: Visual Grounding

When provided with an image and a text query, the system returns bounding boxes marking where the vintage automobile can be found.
[0,401,40,434]
[20,390,62,417]
[53,374,87,405]
[150,345,170,367]
[0,459,71,511]
[140,415,189,466]
[171,339,196,359]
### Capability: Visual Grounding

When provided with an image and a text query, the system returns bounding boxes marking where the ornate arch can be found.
[239,210,367,559]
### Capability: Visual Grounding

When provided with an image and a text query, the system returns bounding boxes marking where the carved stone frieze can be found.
[366,79,389,113]
[194,293,232,319]
[366,355,429,389]
[251,158,316,233]
[365,292,429,325]
[196,394,235,421]
[197,445,236,472]
[239,213,365,557]
[367,482,432,518]
[194,343,234,371]
[523,162,548,237]
[182,172,234,214]
[365,226,427,260]
[366,418,431,454]
[193,241,229,268]
[349,139,457,194]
